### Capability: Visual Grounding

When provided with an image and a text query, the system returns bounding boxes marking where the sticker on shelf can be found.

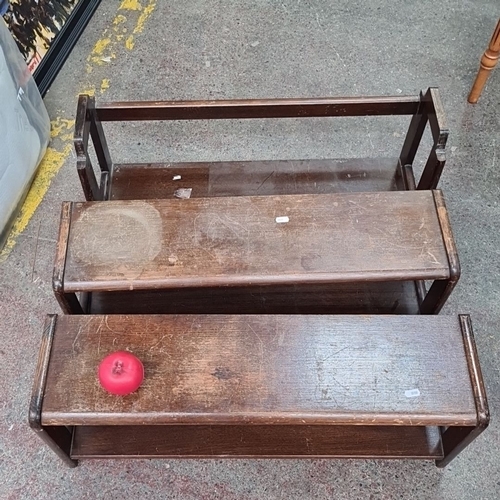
[275,216,289,223]
[404,388,421,398]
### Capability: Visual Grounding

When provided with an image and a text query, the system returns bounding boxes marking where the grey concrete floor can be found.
[1,1,500,498]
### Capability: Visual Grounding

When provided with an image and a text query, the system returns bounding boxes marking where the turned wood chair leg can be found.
[468,19,500,104]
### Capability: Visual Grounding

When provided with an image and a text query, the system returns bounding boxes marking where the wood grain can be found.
[438,316,490,469]
[28,315,77,467]
[460,315,489,426]
[426,88,449,145]
[415,190,460,314]
[109,158,404,201]
[417,89,448,190]
[88,96,112,173]
[399,91,427,168]
[75,91,449,202]
[74,95,101,201]
[71,425,443,459]
[73,94,89,158]
[62,191,450,293]
[88,281,420,315]
[433,190,460,280]
[29,315,57,429]
[52,202,72,293]
[41,314,476,426]
[95,96,421,122]
[52,203,86,314]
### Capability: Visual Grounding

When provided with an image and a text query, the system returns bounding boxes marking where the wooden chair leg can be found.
[468,19,500,104]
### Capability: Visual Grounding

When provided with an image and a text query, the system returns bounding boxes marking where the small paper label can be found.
[174,188,192,199]
[275,216,289,223]
[405,388,420,398]
[173,175,182,180]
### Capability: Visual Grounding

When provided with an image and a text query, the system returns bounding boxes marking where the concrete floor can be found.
[1,1,500,498]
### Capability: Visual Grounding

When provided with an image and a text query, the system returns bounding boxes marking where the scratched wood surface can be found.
[42,315,475,426]
[62,191,449,292]
[109,158,404,200]
[96,95,421,121]
[71,424,443,459]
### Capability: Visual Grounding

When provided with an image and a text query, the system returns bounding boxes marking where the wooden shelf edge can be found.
[44,411,478,427]
[64,269,450,294]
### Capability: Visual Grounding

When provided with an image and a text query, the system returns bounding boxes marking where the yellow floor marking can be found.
[1,0,158,259]
[113,15,127,25]
[0,145,72,261]
[134,0,157,34]
[100,78,110,93]
[92,37,111,55]
[49,118,75,138]
[120,0,142,10]
[125,35,135,50]
[124,0,157,51]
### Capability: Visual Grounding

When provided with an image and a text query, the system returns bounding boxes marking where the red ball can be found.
[98,351,144,396]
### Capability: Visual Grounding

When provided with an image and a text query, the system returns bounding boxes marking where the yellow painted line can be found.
[0,118,75,260]
[133,0,157,34]
[125,35,135,50]
[49,118,75,138]
[123,0,157,52]
[120,0,142,10]
[93,37,111,56]
[113,14,127,25]
[100,78,111,94]
[1,0,158,260]
[0,145,72,261]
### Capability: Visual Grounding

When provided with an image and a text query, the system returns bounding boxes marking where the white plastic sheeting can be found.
[0,18,50,250]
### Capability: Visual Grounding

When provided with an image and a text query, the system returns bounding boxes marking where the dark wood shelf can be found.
[87,281,421,315]
[108,158,405,201]
[62,89,455,317]
[30,90,489,469]
[53,190,459,316]
[73,89,449,202]
[30,314,489,467]
[71,425,444,460]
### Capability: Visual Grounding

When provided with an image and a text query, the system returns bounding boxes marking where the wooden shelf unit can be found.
[53,190,459,316]
[30,89,488,469]
[30,314,489,467]
[73,89,448,202]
